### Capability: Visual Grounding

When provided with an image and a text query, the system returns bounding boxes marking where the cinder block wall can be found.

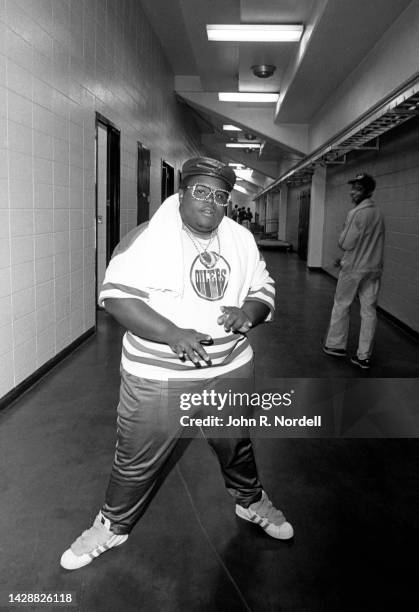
[323,116,419,332]
[0,0,203,398]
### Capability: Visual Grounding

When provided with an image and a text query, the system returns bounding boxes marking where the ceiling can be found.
[139,0,413,192]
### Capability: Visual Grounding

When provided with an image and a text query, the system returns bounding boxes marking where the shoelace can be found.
[77,520,110,547]
[253,497,284,524]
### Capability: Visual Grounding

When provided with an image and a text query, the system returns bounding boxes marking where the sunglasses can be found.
[185,184,231,207]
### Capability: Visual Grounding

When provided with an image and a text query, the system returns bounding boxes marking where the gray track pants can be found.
[102,360,262,534]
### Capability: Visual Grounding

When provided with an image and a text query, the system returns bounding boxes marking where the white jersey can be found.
[99,211,275,380]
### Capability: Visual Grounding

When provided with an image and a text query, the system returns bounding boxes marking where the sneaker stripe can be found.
[87,536,125,560]
[250,514,259,524]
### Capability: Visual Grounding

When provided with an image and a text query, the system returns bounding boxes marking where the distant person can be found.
[243,207,253,230]
[242,207,252,229]
[322,173,385,369]
[231,205,239,222]
[238,207,246,225]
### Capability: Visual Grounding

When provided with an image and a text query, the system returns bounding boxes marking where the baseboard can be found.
[0,327,96,412]
[375,306,419,342]
[318,268,419,342]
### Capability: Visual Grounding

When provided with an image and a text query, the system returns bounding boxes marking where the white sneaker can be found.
[235,491,294,540]
[60,512,128,570]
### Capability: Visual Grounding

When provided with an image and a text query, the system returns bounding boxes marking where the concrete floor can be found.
[0,253,418,611]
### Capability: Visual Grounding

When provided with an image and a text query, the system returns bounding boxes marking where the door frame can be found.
[161,160,175,201]
[95,112,121,311]
[297,190,311,261]
[137,142,151,225]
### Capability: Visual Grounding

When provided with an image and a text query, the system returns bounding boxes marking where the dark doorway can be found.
[298,190,311,261]
[95,113,120,304]
[137,143,150,224]
[161,160,175,200]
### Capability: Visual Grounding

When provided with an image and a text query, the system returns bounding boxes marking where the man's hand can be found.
[167,328,213,365]
[217,306,252,333]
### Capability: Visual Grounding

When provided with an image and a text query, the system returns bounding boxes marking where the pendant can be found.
[199,251,219,269]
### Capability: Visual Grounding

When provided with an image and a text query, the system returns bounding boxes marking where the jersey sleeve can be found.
[98,224,150,307]
[244,241,275,322]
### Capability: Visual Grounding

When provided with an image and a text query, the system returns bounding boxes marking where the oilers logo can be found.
[190,253,230,300]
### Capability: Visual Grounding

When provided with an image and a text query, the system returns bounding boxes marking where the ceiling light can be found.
[219,92,279,103]
[251,64,276,79]
[207,24,303,42]
[233,184,248,194]
[223,124,242,131]
[235,169,253,180]
[228,163,245,168]
[226,143,261,149]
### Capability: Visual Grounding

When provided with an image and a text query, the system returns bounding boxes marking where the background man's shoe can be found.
[235,491,294,540]
[322,345,347,357]
[350,356,371,369]
[60,512,128,570]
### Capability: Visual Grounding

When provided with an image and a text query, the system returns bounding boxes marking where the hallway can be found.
[251,251,419,378]
[1,252,418,611]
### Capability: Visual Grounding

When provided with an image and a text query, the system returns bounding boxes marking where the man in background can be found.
[323,173,385,369]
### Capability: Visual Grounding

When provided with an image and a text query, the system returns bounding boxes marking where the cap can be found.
[181,157,236,190]
[348,173,376,193]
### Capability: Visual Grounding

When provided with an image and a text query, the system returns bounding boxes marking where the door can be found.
[95,113,120,304]
[137,143,150,225]
[298,190,311,261]
[161,160,175,201]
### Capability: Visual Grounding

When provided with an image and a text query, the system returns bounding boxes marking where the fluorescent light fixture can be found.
[226,143,261,149]
[228,163,245,168]
[233,184,248,194]
[219,92,279,103]
[235,169,253,180]
[207,24,303,42]
[223,124,242,131]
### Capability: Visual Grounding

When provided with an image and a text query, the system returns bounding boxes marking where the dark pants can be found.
[102,360,262,534]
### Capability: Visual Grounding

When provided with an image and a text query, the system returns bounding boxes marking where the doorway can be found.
[297,190,311,261]
[95,113,120,304]
[137,143,151,225]
[161,160,175,201]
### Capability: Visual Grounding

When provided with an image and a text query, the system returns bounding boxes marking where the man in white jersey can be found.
[60,157,293,570]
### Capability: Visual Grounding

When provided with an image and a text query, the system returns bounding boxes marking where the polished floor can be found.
[254,251,419,378]
[0,253,418,611]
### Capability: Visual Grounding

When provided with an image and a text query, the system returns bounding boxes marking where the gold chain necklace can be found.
[182,224,220,268]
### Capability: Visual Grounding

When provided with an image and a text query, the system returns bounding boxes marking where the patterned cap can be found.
[348,173,376,192]
[181,157,236,190]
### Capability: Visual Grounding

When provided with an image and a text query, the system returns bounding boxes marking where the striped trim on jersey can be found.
[245,280,275,320]
[99,282,150,305]
[122,331,249,371]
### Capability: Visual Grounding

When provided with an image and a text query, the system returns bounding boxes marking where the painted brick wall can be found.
[0,0,203,397]
[323,116,419,332]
